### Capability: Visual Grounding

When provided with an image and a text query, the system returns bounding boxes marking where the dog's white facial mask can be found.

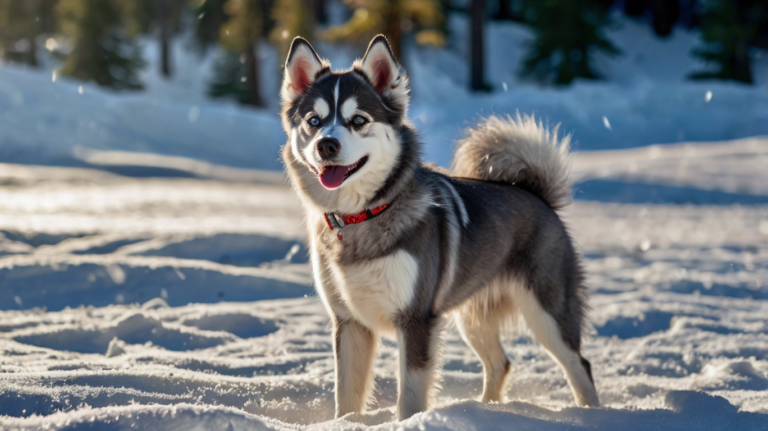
[281,36,409,213]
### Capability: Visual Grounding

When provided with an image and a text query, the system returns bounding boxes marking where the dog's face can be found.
[280,36,410,213]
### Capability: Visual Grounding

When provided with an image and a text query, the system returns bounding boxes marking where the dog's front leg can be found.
[333,318,377,418]
[396,312,444,420]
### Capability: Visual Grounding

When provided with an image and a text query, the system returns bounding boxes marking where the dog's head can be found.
[280,35,414,214]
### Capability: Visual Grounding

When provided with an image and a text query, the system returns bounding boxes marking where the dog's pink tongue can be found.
[320,165,348,189]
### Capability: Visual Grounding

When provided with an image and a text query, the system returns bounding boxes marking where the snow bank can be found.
[1,18,766,172]
[409,18,768,166]
[0,64,285,170]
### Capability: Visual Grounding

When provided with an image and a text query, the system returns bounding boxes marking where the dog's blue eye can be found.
[353,116,366,125]
[308,117,320,127]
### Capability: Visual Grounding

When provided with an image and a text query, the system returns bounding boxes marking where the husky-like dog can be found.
[280,35,599,420]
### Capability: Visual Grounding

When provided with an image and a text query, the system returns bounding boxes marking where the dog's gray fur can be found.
[280,35,599,420]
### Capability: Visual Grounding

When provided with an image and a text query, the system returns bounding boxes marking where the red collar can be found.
[323,203,391,239]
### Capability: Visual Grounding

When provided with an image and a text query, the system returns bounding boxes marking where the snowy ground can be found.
[1,136,768,430]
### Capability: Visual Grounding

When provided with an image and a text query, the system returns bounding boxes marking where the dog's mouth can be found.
[317,156,368,189]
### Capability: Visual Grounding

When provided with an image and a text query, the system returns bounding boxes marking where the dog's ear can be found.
[357,35,407,102]
[282,37,327,102]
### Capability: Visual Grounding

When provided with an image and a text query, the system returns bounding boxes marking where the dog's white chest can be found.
[331,249,419,332]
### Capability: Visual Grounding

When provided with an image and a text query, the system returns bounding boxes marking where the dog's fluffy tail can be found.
[451,113,573,209]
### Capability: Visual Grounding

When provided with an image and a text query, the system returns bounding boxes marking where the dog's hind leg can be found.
[333,319,378,417]
[455,302,511,403]
[515,287,599,407]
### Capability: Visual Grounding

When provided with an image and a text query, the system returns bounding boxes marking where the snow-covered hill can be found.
[1,18,767,170]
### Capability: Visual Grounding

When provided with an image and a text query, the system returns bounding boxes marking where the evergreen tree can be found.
[270,0,315,59]
[622,0,681,37]
[131,0,186,77]
[690,0,768,84]
[0,0,58,66]
[208,0,273,106]
[311,0,327,24]
[208,50,252,103]
[58,0,145,90]
[192,0,228,52]
[649,0,681,37]
[322,0,445,61]
[493,0,523,21]
[757,4,768,51]
[519,0,619,86]
[623,0,645,17]
[493,0,512,21]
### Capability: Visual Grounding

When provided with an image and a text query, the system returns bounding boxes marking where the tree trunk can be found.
[159,0,172,77]
[247,40,263,106]
[385,0,402,61]
[313,0,327,24]
[28,40,38,67]
[624,0,645,17]
[494,0,513,21]
[470,0,486,91]
[733,40,753,84]
[650,0,680,37]
[40,0,59,33]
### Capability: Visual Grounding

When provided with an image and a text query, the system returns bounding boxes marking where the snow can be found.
[1,12,768,431]
[1,139,768,429]
[1,18,767,170]
[409,17,768,166]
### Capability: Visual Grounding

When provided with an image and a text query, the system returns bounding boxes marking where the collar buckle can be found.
[323,202,391,232]
[324,213,345,230]
[331,213,346,228]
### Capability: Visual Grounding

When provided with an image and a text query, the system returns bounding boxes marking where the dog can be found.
[279,35,599,420]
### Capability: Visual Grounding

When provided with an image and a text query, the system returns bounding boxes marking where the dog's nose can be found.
[317,138,341,159]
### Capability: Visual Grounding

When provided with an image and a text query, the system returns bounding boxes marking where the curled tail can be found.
[451,113,573,209]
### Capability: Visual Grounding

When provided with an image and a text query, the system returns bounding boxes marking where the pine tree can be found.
[623,0,645,17]
[519,0,619,86]
[58,0,145,90]
[208,0,272,106]
[648,0,680,37]
[757,4,768,51]
[270,0,315,60]
[131,0,185,77]
[322,0,446,61]
[0,0,58,66]
[208,50,252,102]
[192,0,229,52]
[311,0,327,24]
[622,0,681,37]
[690,0,768,84]
[493,0,523,21]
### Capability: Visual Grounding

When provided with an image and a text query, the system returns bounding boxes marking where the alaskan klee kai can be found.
[279,35,599,420]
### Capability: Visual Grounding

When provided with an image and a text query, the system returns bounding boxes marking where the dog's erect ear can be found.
[282,37,326,102]
[358,35,405,96]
